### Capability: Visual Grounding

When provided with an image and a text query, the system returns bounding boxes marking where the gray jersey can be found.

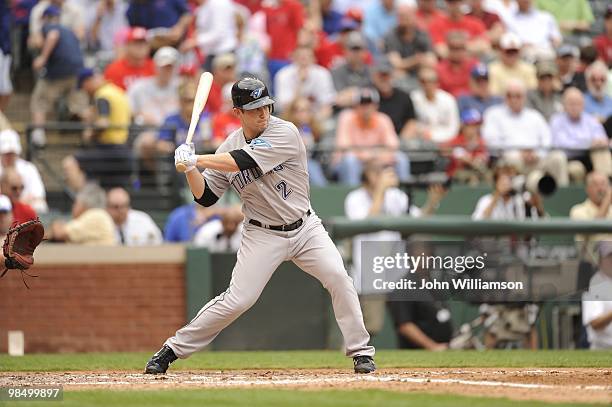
[203,116,310,225]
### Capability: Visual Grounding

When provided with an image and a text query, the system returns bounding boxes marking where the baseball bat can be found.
[175,71,214,172]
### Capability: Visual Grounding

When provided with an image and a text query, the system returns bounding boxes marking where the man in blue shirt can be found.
[164,203,220,242]
[30,5,84,146]
[126,0,191,48]
[584,61,612,125]
[457,64,502,116]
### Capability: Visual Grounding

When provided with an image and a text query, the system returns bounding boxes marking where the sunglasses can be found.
[504,49,520,55]
[10,185,24,192]
[506,93,524,98]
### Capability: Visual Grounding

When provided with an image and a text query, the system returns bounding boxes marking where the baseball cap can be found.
[212,53,236,70]
[0,195,12,213]
[0,129,22,155]
[373,57,393,73]
[77,67,95,88]
[339,18,359,32]
[43,5,60,17]
[126,27,147,42]
[154,46,179,67]
[346,31,366,49]
[357,88,380,105]
[557,44,579,58]
[470,63,488,79]
[499,32,522,50]
[536,60,557,77]
[460,108,482,125]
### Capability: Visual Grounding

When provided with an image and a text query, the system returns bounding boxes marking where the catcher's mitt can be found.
[0,218,45,288]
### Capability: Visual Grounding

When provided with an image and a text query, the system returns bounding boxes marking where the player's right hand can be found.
[175,143,197,170]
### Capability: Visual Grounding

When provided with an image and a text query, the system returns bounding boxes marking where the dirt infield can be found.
[2,368,611,404]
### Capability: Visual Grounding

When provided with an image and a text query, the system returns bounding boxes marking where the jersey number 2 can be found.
[275,180,293,200]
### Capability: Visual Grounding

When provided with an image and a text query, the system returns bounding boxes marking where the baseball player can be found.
[144,77,376,374]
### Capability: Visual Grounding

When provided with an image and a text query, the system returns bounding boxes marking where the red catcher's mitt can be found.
[0,218,45,288]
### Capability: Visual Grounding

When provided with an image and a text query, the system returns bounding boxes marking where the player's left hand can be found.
[174,143,197,170]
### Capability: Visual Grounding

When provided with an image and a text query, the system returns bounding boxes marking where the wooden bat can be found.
[175,71,214,172]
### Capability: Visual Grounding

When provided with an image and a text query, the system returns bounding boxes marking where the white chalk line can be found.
[9,374,610,392]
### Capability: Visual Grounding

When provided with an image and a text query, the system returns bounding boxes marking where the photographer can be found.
[472,164,545,221]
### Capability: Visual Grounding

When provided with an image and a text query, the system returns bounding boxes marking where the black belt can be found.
[249,210,311,232]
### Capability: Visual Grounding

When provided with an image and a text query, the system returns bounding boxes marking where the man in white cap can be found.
[488,32,537,96]
[0,129,48,213]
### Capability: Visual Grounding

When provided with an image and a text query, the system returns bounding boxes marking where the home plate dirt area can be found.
[2,368,611,404]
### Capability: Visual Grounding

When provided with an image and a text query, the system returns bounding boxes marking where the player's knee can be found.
[232,293,259,314]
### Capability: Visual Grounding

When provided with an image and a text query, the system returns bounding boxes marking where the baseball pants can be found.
[166,213,375,358]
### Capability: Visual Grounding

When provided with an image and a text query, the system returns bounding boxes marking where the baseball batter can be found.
[144,78,376,374]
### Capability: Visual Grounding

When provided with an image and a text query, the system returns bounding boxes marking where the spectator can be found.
[415,0,445,32]
[193,206,243,252]
[206,53,238,115]
[0,195,12,244]
[158,80,212,153]
[466,0,504,47]
[313,18,362,70]
[551,88,611,182]
[472,163,544,220]
[189,0,237,71]
[104,27,155,91]
[445,108,490,185]
[428,0,489,58]
[488,32,537,96]
[274,45,336,118]
[234,8,269,84]
[383,3,434,83]
[504,0,561,59]
[584,61,612,124]
[593,6,612,67]
[164,202,220,242]
[535,0,594,36]
[211,83,241,149]
[457,63,503,115]
[48,183,117,245]
[86,0,129,60]
[371,57,417,139]
[283,96,328,186]
[482,80,569,186]
[345,162,444,335]
[126,0,191,48]
[30,5,84,147]
[435,31,479,97]
[318,0,344,36]
[28,0,85,49]
[128,46,180,128]
[0,129,48,213]
[556,44,586,92]
[362,0,396,50]
[62,68,132,191]
[332,31,373,109]
[410,67,460,144]
[0,168,37,223]
[570,172,611,276]
[262,0,305,81]
[106,187,162,245]
[582,241,612,349]
[335,88,410,186]
[0,0,11,111]
[483,0,517,27]
[526,60,562,122]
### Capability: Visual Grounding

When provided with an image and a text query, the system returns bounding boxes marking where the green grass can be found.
[1,350,610,372]
[0,389,603,407]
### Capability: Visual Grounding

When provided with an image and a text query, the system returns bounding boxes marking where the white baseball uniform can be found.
[165,115,375,359]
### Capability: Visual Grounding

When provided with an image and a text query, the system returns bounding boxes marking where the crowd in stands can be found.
[0,0,612,348]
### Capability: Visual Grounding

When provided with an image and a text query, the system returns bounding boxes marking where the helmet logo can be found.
[250,88,263,99]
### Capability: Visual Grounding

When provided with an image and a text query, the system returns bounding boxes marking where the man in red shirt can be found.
[445,108,489,184]
[211,84,241,148]
[262,0,305,81]
[415,0,445,31]
[104,27,155,90]
[594,6,612,67]
[427,0,489,58]
[467,0,504,47]
[206,53,237,115]
[0,168,37,223]
[436,31,478,97]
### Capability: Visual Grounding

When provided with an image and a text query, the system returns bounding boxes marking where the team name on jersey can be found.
[230,165,285,193]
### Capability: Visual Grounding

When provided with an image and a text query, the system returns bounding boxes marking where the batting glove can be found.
[174,143,197,171]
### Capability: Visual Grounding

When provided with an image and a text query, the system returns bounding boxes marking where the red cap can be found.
[126,27,147,42]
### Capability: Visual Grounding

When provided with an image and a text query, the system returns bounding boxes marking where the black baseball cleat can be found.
[353,355,376,374]
[144,345,178,374]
